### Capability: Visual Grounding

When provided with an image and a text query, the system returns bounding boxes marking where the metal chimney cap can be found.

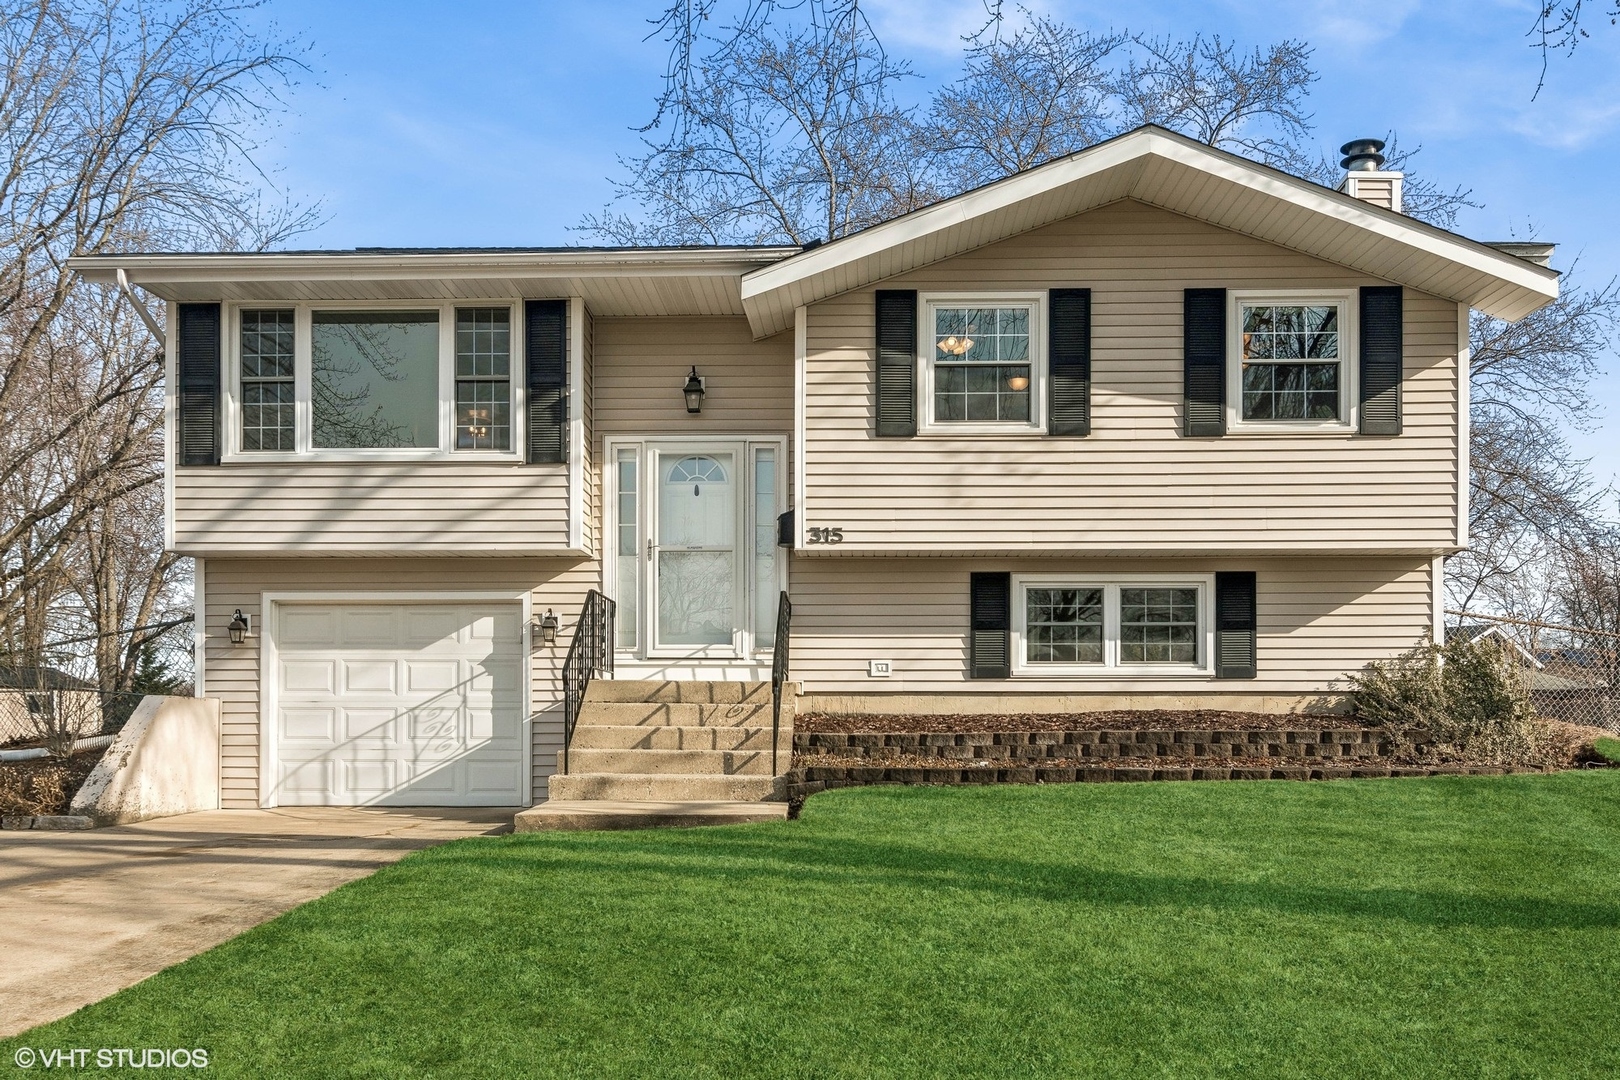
[1340,138,1387,172]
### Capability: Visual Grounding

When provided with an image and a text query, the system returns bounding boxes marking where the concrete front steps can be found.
[519,679,793,831]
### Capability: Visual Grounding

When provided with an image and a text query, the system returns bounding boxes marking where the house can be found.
[69,126,1559,811]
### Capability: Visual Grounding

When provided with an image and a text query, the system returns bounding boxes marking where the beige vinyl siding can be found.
[590,314,794,556]
[579,303,596,554]
[202,556,595,808]
[789,554,1433,697]
[593,315,793,439]
[802,199,1461,554]
[172,464,569,554]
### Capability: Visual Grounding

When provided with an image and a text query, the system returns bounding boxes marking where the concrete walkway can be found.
[0,806,514,1037]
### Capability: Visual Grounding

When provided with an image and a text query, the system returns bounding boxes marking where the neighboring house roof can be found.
[1450,624,1544,669]
[740,126,1559,336]
[0,666,98,691]
[1530,669,1602,692]
[69,125,1559,337]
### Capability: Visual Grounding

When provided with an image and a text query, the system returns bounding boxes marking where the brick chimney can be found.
[1338,138,1403,213]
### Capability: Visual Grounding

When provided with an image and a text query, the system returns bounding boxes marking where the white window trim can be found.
[1226,289,1358,435]
[602,435,788,663]
[222,299,526,463]
[918,291,1046,435]
[1011,573,1216,677]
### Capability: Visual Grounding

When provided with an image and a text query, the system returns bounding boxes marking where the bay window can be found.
[227,302,523,459]
[1012,575,1213,675]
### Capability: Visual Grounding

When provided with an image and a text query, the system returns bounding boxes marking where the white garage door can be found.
[270,602,525,806]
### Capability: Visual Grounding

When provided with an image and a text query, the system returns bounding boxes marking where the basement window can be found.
[1011,575,1214,676]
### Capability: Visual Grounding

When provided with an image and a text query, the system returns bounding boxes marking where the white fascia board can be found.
[69,248,798,287]
[740,127,1559,334]
[741,134,1158,303]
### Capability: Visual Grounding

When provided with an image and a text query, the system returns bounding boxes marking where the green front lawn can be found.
[9,774,1620,1077]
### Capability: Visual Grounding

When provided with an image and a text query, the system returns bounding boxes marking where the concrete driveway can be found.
[0,807,515,1037]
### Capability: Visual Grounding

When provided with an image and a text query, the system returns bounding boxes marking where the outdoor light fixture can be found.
[683,366,706,413]
[227,609,250,644]
[534,609,559,645]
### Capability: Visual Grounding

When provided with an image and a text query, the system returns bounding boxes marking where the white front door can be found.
[268,601,524,806]
[650,446,741,656]
[609,438,784,662]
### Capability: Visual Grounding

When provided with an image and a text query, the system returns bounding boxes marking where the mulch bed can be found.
[797,710,1350,734]
[0,749,101,817]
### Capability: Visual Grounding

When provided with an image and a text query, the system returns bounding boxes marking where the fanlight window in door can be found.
[667,455,728,488]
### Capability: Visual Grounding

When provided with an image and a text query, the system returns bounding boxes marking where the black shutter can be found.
[969,572,1011,679]
[526,299,567,463]
[177,303,221,466]
[1048,288,1092,436]
[1359,286,1403,435]
[1215,571,1258,679]
[1183,288,1226,437]
[874,289,917,437]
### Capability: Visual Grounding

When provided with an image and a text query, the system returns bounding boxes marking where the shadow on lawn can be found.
[475,830,1620,934]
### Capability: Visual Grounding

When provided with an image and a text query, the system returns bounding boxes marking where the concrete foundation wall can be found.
[71,696,220,825]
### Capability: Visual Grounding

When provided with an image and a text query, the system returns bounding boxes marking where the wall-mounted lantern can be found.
[683,366,706,414]
[227,609,251,644]
[534,609,559,646]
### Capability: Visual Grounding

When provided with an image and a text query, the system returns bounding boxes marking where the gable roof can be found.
[740,125,1560,337]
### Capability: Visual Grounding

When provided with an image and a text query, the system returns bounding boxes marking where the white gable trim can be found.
[741,127,1558,337]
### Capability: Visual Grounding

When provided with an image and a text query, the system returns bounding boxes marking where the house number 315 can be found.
[806,527,845,544]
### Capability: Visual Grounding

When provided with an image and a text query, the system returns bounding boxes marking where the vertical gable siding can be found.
[801,200,1461,553]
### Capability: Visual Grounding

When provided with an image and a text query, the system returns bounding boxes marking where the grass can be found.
[7,774,1620,1078]
[1593,736,1620,765]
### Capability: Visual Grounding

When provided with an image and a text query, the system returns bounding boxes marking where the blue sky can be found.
[240,0,1620,490]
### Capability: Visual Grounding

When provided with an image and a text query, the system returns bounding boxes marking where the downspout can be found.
[116,268,166,345]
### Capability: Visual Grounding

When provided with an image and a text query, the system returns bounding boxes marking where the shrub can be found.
[0,764,71,816]
[1349,636,1555,765]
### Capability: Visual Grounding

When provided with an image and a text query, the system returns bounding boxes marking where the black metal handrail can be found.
[771,590,791,776]
[561,589,615,775]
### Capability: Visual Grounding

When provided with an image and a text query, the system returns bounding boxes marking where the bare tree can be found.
[0,0,313,675]
[1111,34,1316,172]
[1448,271,1620,617]
[581,0,929,245]
[1554,535,1620,697]
[1530,0,1619,96]
[925,12,1124,192]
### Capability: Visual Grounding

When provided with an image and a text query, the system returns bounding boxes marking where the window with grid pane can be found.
[1240,304,1342,421]
[240,309,295,451]
[1119,587,1199,664]
[454,307,511,450]
[932,305,1031,423]
[1025,587,1103,663]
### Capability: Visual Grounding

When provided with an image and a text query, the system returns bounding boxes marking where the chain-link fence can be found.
[0,679,151,752]
[1450,612,1620,735]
